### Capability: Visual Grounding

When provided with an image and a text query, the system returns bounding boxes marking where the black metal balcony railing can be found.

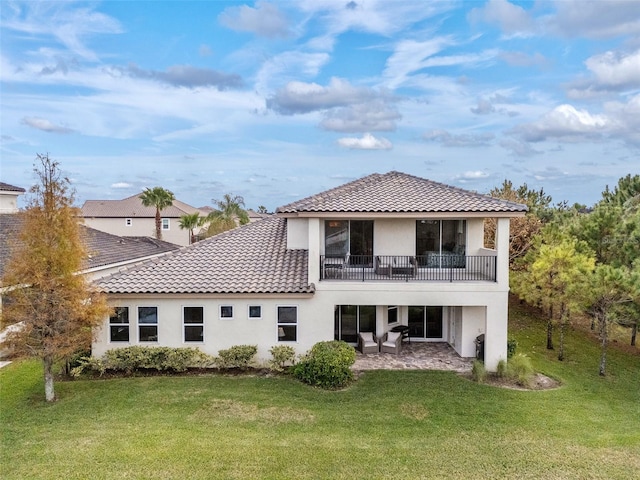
[320,255,497,282]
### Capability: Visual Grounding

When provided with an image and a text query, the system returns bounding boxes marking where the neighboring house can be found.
[0,182,25,214]
[81,194,207,246]
[93,172,527,371]
[0,215,180,283]
[1,208,180,358]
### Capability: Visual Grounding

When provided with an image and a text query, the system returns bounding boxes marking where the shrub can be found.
[71,346,214,376]
[507,353,535,387]
[293,340,355,389]
[471,360,487,383]
[268,345,297,372]
[216,345,258,370]
[496,359,508,378]
[507,338,518,359]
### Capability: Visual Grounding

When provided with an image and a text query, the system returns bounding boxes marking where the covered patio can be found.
[353,342,473,372]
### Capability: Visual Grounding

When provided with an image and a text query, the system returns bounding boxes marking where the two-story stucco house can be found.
[81,194,207,247]
[94,172,527,370]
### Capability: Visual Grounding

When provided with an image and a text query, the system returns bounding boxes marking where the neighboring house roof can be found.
[98,216,311,295]
[82,228,180,270]
[277,171,528,214]
[81,193,203,218]
[0,182,26,193]
[0,214,179,279]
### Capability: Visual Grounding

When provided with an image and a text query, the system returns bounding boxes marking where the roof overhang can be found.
[278,211,526,219]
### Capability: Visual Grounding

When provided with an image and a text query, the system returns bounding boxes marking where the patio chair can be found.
[379,331,402,354]
[357,331,379,354]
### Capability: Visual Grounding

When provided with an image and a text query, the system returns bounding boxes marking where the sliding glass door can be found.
[334,305,376,343]
[408,306,443,340]
[416,220,466,267]
[325,220,373,265]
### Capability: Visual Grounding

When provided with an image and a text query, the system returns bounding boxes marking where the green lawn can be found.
[1,302,639,480]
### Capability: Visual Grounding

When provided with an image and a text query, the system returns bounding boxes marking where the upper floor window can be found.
[109,307,129,342]
[416,220,466,267]
[125,218,132,227]
[161,218,170,230]
[324,220,373,264]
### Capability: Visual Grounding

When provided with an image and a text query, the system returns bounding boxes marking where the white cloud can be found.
[267,77,378,114]
[467,0,535,38]
[337,133,392,150]
[21,116,74,134]
[218,1,290,38]
[512,104,611,143]
[1,2,122,61]
[320,100,401,132]
[547,0,640,39]
[585,49,640,88]
[111,182,132,189]
[423,129,494,147]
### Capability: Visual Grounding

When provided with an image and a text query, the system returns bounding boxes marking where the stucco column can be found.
[484,299,508,371]
[307,218,320,284]
[376,305,386,337]
[495,218,510,287]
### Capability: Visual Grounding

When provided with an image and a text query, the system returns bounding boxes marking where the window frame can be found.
[161,218,170,230]
[183,306,204,343]
[248,305,262,319]
[138,306,159,342]
[125,218,132,227]
[109,306,130,343]
[277,305,297,342]
[219,305,234,320]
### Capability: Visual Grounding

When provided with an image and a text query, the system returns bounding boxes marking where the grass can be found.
[1,301,639,479]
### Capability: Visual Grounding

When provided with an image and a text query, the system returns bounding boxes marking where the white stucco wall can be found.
[374,219,415,255]
[93,295,325,363]
[286,218,308,250]
[0,192,21,214]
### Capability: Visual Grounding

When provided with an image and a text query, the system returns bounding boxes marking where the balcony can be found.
[320,254,497,282]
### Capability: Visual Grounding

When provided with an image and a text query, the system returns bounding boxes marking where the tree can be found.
[178,212,205,245]
[586,265,638,376]
[1,154,109,402]
[140,187,175,240]
[485,180,553,267]
[257,205,268,214]
[206,193,249,236]
[601,174,640,207]
[513,234,594,354]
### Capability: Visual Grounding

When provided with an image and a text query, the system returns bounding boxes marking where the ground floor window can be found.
[183,306,204,342]
[109,307,129,342]
[408,306,443,339]
[334,305,376,343]
[277,306,297,341]
[138,306,158,342]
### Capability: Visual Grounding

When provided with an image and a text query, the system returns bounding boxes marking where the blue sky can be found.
[1,0,639,211]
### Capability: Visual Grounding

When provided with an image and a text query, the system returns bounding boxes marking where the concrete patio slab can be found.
[353,342,473,372]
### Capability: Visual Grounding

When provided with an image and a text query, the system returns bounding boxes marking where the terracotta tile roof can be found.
[0,182,26,193]
[277,171,528,214]
[0,214,179,278]
[81,193,204,218]
[97,216,312,295]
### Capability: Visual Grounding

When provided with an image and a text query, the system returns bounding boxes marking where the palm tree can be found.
[139,187,175,240]
[206,193,249,236]
[179,212,205,245]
